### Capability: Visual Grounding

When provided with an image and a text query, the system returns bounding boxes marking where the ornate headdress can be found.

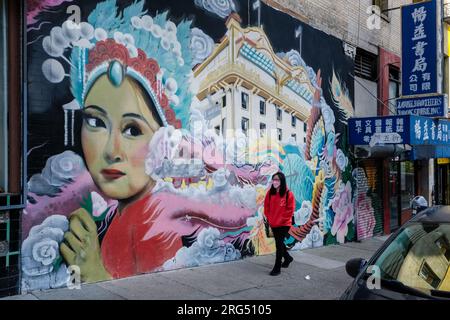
[41,0,197,145]
[74,39,177,128]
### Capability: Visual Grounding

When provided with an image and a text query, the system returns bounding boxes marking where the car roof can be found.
[410,206,450,223]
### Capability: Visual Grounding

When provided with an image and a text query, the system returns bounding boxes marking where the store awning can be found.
[410,145,450,160]
[348,115,450,159]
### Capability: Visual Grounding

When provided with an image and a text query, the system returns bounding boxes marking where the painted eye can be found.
[123,125,142,137]
[85,116,106,128]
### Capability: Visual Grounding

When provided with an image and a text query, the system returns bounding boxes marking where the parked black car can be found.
[341,206,450,300]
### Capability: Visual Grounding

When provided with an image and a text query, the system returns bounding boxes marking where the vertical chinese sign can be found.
[402,0,438,97]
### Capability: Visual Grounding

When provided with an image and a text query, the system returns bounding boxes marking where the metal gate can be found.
[354,159,384,241]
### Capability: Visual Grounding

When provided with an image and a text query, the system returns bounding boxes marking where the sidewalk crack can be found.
[158,274,217,298]
[95,284,130,300]
[215,285,259,298]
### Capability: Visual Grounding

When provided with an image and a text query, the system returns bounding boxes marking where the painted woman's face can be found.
[82,75,161,200]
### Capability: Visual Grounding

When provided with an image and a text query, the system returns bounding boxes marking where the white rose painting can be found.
[21,215,70,292]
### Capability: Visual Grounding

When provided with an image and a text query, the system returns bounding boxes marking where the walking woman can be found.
[264,172,296,276]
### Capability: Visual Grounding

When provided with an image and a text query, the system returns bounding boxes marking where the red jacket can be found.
[264,189,295,228]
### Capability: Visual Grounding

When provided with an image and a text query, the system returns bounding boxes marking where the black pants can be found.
[272,226,292,271]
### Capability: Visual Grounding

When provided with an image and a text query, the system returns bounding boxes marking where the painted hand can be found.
[60,208,112,283]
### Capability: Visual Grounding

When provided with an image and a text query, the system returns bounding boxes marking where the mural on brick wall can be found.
[24,0,368,291]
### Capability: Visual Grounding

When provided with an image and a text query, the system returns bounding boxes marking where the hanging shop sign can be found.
[396,94,448,117]
[349,115,450,146]
[401,0,438,97]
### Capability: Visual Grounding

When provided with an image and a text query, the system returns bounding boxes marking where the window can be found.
[276,105,282,122]
[241,92,249,110]
[435,236,450,261]
[259,100,266,115]
[222,95,226,108]
[400,161,415,211]
[390,160,417,230]
[304,122,307,132]
[277,128,282,141]
[291,115,296,127]
[291,133,297,142]
[304,137,306,143]
[259,122,266,137]
[419,262,441,289]
[0,2,6,194]
[354,48,378,81]
[241,117,249,135]
[215,126,220,135]
[389,67,400,115]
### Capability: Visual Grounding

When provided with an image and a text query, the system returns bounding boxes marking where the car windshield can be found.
[372,222,450,295]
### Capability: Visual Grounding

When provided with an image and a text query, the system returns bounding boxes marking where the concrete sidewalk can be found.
[3,235,388,300]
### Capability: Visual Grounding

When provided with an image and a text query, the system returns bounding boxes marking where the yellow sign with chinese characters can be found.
[448,26,450,56]
[438,158,450,165]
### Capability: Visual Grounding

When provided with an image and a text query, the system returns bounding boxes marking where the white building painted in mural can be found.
[193,14,316,145]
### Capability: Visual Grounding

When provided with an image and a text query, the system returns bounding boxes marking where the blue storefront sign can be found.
[401,0,438,96]
[396,94,448,117]
[349,116,409,145]
[349,115,450,146]
[410,117,450,145]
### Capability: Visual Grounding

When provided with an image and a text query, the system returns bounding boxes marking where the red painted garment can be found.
[264,189,296,228]
[101,194,182,279]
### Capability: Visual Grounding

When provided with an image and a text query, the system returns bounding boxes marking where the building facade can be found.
[267,0,410,237]
[273,0,449,236]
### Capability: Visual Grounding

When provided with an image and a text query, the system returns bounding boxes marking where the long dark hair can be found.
[269,172,287,197]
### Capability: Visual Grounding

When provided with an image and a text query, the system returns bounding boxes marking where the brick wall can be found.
[266,0,412,55]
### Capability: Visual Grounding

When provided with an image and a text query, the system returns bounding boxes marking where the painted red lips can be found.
[101,169,126,180]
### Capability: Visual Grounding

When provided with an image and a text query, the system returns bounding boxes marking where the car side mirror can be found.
[345,258,367,278]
